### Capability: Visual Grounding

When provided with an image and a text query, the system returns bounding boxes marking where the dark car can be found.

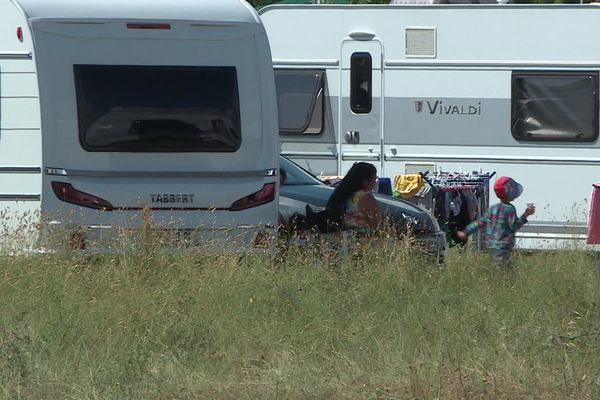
[279,156,446,261]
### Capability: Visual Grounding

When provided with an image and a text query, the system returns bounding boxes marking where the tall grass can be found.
[0,236,599,399]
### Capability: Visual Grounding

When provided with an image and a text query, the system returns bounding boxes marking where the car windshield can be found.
[280,156,325,186]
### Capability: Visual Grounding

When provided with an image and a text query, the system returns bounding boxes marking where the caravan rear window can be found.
[74,65,241,152]
[274,69,325,135]
[511,72,599,142]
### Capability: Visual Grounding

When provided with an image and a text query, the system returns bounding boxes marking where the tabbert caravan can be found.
[0,0,279,251]
[260,3,600,249]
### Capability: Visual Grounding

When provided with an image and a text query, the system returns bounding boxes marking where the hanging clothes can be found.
[449,191,462,217]
[376,177,393,196]
[419,171,495,249]
[463,189,479,221]
[393,174,424,199]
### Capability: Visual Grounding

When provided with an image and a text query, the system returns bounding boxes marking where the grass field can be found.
[1,237,599,399]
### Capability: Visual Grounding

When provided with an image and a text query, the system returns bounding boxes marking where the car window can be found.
[279,156,324,186]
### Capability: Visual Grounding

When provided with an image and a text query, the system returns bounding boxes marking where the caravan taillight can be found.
[16,26,23,42]
[51,182,114,211]
[229,183,276,211]
[126,23,171,30]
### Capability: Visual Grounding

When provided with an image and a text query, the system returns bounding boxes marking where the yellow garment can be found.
[393,174,424,199]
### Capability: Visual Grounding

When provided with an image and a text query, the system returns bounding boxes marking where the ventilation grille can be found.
[405,27,437,58]
[405,162,436,175]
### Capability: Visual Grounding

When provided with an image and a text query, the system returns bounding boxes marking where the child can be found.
[456,176,535,267]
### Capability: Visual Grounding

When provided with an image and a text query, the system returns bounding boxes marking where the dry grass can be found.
[0,233,599,399]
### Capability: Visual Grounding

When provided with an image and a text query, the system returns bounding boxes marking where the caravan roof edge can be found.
[259,3,600,15]
[12,0,262,24]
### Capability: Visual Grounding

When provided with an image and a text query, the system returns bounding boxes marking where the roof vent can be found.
[405,27,436,58]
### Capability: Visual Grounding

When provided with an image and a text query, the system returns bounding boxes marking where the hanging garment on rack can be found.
[393,174,424,199]
[463,189,479,220]
[414,184,431,197]
[419,170,495,249]
[377,177,392,196]
[443,191,472,247]
[449,191,462,217]
[434,190,447,223]
[406,182,433,209]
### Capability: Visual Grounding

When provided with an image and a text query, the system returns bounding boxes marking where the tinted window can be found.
[511,72,598,142]
[350,53,372,114]
[275,70,324,135]
[74,65,241,152]
[280,156,324,186]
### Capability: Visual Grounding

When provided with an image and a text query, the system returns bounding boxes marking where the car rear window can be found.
[74,65,241,152]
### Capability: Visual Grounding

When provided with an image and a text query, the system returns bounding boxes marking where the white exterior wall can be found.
[0,0,42,250]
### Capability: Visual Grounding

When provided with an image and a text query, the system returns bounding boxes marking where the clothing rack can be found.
[419,171,496,252]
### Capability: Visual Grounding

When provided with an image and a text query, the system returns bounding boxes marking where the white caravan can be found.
[260,4,600,249]
[0,0,279,251]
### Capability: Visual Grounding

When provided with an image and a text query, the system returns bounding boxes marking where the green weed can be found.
[0,235,598,399]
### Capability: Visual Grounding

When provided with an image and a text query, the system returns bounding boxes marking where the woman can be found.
[326,162,381,234]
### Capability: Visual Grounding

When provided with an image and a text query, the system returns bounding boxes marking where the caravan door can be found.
[339,40,383,175]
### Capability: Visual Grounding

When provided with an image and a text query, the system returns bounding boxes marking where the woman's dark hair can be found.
[325,162,377,226]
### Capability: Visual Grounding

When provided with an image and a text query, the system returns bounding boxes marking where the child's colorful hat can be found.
[493,176,523,200]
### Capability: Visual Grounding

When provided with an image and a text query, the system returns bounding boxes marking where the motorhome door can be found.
[340,40,383,175]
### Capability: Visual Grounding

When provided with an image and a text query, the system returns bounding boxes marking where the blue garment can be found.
[376,178,392,196]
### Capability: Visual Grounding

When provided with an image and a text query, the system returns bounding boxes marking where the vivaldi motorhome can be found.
[260,3,600,249]
[0,0,279,251]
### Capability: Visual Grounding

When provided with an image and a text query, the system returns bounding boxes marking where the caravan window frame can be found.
[511,71,599,143]
[274,69,325,136]
[74,64,242,153]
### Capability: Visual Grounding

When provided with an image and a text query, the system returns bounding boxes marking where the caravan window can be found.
[350,53,372,114]
[274,70,324,135]
[511,72,598,142]
[74,65,241,152]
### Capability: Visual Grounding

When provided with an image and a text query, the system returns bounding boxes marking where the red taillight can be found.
[51,182,114,211]
[126,23,171,30]
[16,26,23,42]
[229,183,275,211]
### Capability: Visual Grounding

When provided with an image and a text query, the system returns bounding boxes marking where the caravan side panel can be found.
[261,5,600,249]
